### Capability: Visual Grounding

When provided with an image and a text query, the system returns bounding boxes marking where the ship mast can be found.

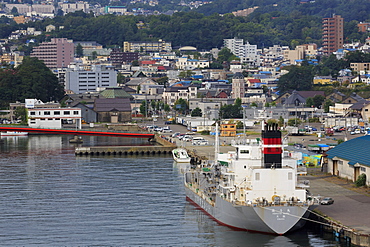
[215,122,219,161]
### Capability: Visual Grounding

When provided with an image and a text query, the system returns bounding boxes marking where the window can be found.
[54,111,60,115]
[64,111,70,115]
[30,112,36,115]
[240,150,249,154]
[44,111,50,115]
[288,172,292,180]
[73,111,79,115]
[255,173,260,181]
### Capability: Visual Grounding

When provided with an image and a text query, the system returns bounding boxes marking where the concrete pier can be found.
[75,145,174,156]
[75,134,176,156]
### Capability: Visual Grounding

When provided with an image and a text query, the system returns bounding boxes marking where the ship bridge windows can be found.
[240,149,249,154]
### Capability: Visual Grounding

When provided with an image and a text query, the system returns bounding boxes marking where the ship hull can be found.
[185,186,310,235]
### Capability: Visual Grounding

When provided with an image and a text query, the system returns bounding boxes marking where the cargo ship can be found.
[184,123,316,235]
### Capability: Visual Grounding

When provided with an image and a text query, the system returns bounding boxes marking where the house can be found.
[324,135,370,186]
[220,123,237,137]
[276,90,325,106]
[342,92,364,104]
[125,77,157,94]
[349,100,370,120]
[94,98,131,123]
[326,90,346,103]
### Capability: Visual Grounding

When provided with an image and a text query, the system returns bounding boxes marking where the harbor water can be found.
[0,135,347,246]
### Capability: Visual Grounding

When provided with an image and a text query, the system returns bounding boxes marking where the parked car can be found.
[172,132,181,138]
[182,135,193,142]
[320,197,334,205]
[192,137,209,145]
[162,126,172,133]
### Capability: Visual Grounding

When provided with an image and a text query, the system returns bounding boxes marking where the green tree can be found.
[139,100,148,116]
[191,107,202,117]
[156,76,168,87]
[277,63,314,93]
[219,101,242,119]
[179,70,195,79]
[288,118,302,127]
[14,106,27,124]
[173,98,188,114]
[163,103,170,112]
[16,57,64,102]
[217,47,237,63]
[306,97,314,107]
[324,99,334,113]
[75,43,83,57]
[90,51,98,60]
[312,95,325,108]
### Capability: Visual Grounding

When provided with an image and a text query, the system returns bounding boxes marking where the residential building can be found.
[350,62,370,73]
[59,2,90,14]
[162,86,198,106]
[322,14,344,55]
[357,22,370,32]
[220,123,237,137]
[65,64,117,94]
[123,40,171,53]
[175,57,209,70]
[30,38,74,69]
[104,6,127,15]
[224,38,244,57]
[110,49,139,68]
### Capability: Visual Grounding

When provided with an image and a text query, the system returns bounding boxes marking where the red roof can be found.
[248,79,261,83]
[141,60,156,65]
[157,66,166,70]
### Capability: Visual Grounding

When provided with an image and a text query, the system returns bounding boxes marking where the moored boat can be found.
[0,131,28,136]
[184,123,317,235]
[172,148,191,163]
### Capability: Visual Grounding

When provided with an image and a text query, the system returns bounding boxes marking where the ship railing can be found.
[233,200,314,207]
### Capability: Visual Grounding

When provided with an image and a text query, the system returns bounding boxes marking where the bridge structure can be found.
[0,126,155,139]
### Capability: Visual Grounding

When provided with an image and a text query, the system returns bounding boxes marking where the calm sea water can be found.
[0,135,345,246]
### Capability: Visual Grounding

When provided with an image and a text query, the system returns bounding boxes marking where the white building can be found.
[65,64,117,93]
[28,108,82,129]
[175,57,209,70]
[224,38,244,57]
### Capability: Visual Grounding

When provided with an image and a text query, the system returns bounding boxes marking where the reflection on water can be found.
[0,135,344,246]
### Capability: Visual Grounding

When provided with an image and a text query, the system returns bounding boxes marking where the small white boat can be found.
[172,148,191,163]
[0,131,28,136]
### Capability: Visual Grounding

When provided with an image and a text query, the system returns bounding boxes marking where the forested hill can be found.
[195,0,370,22]
[2,0,370,52]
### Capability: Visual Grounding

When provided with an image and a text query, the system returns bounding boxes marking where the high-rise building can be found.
[31,38,74,69]
[322,14,344,55]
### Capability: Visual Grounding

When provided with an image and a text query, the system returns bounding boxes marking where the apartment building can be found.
[322,14,344,55]
[31,38,74,69]
[123,40,172,53]
[65,64,117,93]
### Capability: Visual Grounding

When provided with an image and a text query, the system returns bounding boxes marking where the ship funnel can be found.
[262,122,282,168]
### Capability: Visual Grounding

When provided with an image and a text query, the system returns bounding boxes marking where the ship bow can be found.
[253,206,308,234]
